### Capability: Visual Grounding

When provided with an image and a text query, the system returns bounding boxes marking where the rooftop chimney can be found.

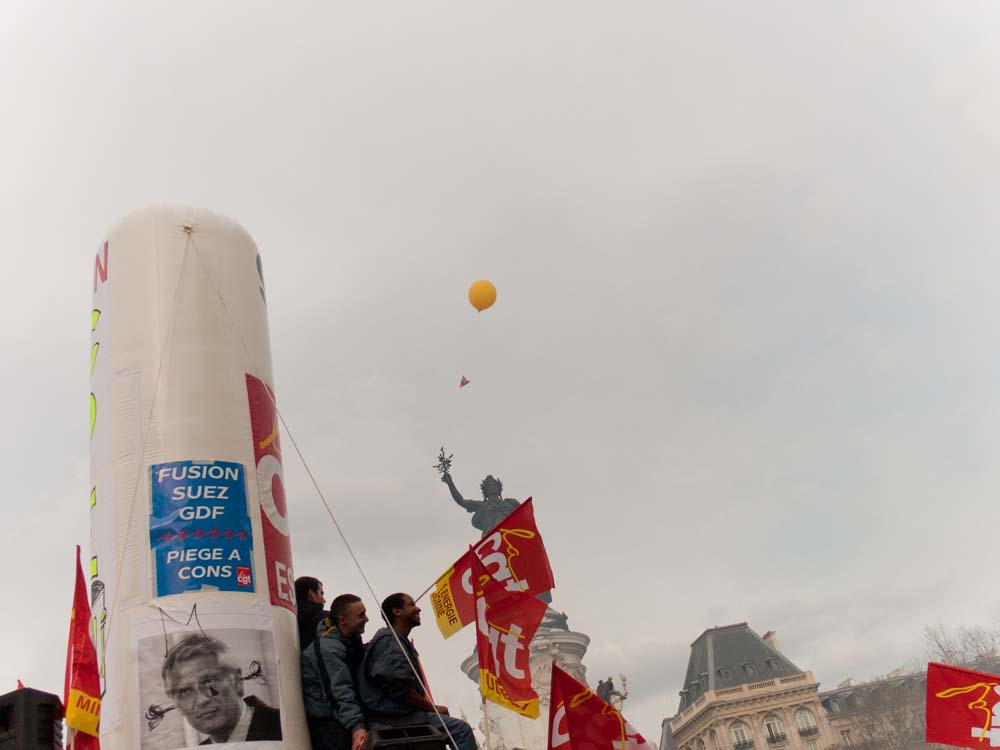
[763,630,780,654]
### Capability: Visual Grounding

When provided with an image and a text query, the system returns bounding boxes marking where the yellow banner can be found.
[430,567,464,638]
[66,688,101,737]
[479,668,540,719]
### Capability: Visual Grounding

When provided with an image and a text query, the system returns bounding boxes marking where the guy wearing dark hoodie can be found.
[358,593,477,750]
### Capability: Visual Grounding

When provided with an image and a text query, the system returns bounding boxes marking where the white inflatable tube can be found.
[89,206,308,749]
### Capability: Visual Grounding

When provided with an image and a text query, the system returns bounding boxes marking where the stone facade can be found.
[663,624,838,750]
[661,624,967,750]
[819,671,929,750]
[665,670,837,750]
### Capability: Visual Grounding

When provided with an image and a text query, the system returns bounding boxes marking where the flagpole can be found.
[480,695,493,750]
[414,581,435,604]
[420,543,476,605]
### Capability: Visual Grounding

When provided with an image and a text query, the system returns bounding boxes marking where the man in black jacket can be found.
[296,576,327,651]
[358,593,477,750]
[301,593,371,750]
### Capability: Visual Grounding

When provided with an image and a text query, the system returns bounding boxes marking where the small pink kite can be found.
[460,375,470,388]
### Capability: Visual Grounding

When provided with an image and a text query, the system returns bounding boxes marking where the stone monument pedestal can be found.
[461,623,590,750]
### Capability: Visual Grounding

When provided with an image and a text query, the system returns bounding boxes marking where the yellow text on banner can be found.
[479,669,540,719]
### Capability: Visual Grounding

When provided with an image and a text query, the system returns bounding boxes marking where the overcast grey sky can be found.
[4,1,1000,741]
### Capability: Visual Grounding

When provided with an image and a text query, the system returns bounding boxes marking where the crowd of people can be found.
[295,576,478,750]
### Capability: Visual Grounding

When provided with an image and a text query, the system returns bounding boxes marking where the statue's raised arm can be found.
[441,472,482,513]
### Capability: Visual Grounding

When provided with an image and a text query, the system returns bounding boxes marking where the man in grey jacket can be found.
[358,593,478,750]
[301,594,370,750]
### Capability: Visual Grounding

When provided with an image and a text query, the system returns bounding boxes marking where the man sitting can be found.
[301,594,371,750]
[358,593,477,750]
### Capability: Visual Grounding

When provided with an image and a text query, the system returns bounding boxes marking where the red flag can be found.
[64,545,101,748]
[548,664,651,750]
[549,666,571,750]
[473,555,547,718]
[926,661,1000,748]
[430,498,555,638]
[246,374,296,612]
[16,679,23,690]
[460,375,470,388]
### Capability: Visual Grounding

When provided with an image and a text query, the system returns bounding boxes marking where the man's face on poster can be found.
[165,655,244,739]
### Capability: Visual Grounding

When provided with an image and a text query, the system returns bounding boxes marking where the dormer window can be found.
[743,661,757,677]
[717,667,733,681]
[699,673,709,690]
[766,658,781,672]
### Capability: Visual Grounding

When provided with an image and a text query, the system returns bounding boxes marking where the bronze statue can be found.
[442,473,521,536]
[435,447,567,621]
[435,448,521,537]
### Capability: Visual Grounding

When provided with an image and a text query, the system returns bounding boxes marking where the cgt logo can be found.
[461,528,534,597]
[475,596,527,680]
[936,681,1000,745]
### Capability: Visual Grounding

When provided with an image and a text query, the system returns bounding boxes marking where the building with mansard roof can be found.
[662,624,837,750]
[819,668,936,750]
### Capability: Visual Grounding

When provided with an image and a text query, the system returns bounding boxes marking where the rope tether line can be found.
[188,235,464,750]
[103,232,192,658]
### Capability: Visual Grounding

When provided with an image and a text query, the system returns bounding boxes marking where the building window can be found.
[731,722,753,750]
[718,668,733,681]
[711,731,721,750]
[795,709,818,737]
[840,730,853,747]
[830,699,841,714]
[699,673,709,691]
[764,716,785,744]
[697,739,707,750]
[743,662,758,677]
[806,742,818,750]
[766,658,781,672]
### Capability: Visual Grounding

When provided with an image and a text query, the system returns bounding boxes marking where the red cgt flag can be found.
[926,661,1000,748]
[473,555,548,718]
[64,545,101,749]
[430,498,554,638]
[548,664,651,750]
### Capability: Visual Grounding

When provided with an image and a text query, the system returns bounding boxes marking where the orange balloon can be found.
[468,279,497,312]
